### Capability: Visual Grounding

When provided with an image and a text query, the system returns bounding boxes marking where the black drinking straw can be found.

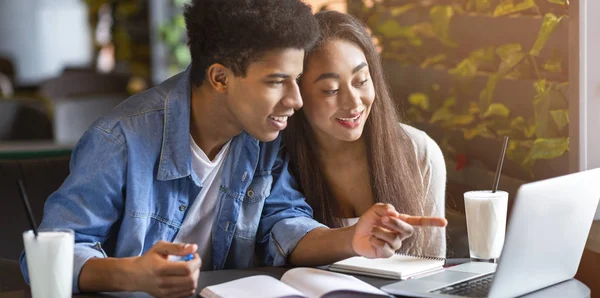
[18,180,38,237]
[492,136,509,193]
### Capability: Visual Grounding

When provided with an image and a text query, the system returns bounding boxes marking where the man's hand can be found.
[351,203,448,258]
[130,241,201,298]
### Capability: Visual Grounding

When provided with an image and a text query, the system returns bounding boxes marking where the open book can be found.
[329,254,445,280]
[199,267,390,298]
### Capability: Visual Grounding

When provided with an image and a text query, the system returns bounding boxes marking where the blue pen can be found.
[180,253,194,261]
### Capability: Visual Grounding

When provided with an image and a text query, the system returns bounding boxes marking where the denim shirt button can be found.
[179,205,186,211]
[247,189,254,198]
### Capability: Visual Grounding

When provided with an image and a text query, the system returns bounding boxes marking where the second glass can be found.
[464,190,508,262]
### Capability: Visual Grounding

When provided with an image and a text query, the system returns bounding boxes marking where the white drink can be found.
[464,191,508,261]
[23,229,74,298]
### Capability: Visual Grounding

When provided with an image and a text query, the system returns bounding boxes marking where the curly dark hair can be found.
[184,0,320,87]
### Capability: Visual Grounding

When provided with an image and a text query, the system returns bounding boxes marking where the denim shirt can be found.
[19,68,325,293]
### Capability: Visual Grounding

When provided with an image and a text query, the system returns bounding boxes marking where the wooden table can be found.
[0,259,591,298]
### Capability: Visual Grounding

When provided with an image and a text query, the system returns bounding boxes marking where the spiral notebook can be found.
[329,253,445,280]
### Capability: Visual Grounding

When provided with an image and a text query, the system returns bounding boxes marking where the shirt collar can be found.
[157,67,194,181]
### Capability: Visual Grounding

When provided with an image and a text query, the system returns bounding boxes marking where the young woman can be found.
[285,11,447,258]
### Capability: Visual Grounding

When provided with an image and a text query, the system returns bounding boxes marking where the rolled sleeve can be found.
[268,217,325,266]
[73,243,108,293]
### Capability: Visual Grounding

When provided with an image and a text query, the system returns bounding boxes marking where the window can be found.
[571,0,600,219]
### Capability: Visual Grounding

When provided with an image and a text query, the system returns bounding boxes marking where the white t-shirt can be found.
[173,136,231,271]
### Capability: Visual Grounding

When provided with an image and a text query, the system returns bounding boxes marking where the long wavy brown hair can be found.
[284,11,434,256]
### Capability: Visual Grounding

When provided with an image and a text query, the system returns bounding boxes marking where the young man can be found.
[20,0,446,297]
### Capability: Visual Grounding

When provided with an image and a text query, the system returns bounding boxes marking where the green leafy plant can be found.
[346,0,569,177]
[159,0,191,75]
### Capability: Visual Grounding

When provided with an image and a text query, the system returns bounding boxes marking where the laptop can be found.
[381,168,600,298]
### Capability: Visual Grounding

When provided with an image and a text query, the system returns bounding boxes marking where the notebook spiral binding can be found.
[394,252,446,262]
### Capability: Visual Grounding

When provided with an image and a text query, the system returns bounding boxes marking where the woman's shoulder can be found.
[398,123,443,162]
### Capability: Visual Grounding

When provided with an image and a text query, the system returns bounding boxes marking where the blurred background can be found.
[0,0,574,200]
[0,0,598,293]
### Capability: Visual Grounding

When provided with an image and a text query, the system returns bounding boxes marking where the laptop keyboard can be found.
[431,274,494,297]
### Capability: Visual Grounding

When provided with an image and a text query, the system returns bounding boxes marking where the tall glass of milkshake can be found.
[464,190,508,262]
[22,229,74,298]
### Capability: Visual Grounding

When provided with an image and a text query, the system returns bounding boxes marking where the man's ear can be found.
[206,63,231,94]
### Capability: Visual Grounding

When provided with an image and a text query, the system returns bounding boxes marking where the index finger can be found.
[396,214,448,227]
